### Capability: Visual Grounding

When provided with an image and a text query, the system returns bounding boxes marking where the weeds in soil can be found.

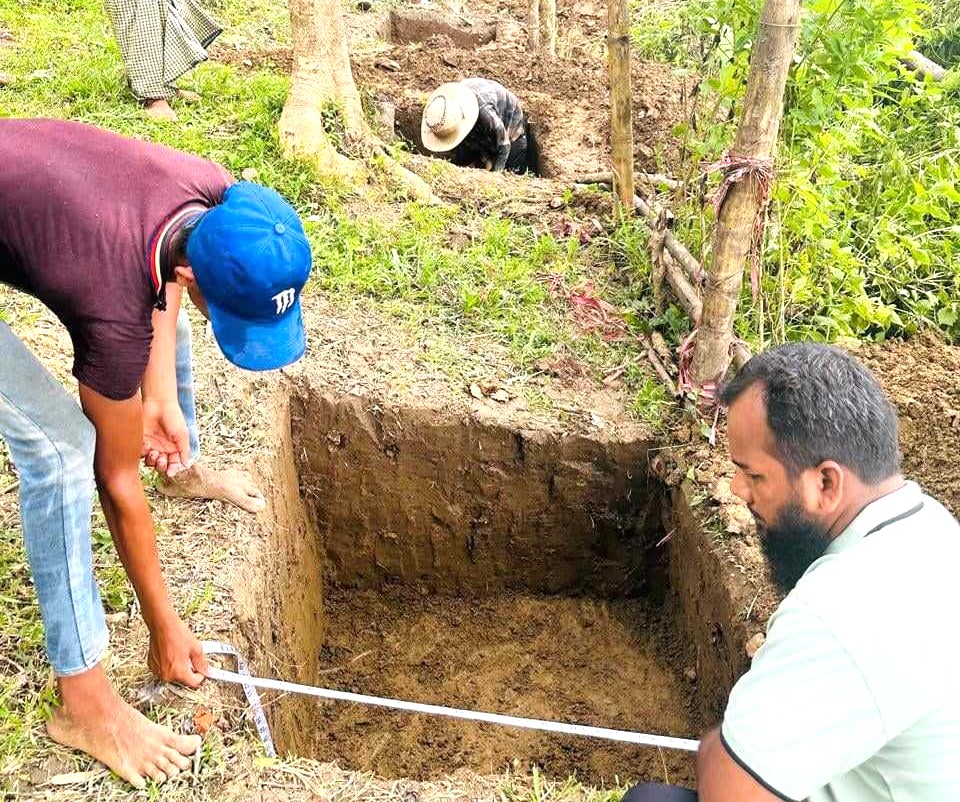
[501,767,629,802]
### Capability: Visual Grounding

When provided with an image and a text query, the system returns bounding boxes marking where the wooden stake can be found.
[607,0,634,212]
[690,0,801,387]
[542,0,557,59]
[527,0,540,52]
[633,194,705,285]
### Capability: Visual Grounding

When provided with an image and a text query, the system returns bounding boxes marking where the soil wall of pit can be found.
[240,385,754,785]
[294,392,668,597]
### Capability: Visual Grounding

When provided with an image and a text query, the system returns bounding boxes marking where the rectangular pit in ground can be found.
[243,389,750,788]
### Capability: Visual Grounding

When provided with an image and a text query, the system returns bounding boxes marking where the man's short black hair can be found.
[720,342,900,484]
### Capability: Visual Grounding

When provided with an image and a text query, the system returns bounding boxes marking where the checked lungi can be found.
[105,0,222,100]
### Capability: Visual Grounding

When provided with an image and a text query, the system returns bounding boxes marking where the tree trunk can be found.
[690,0,801,387]
[280,0,364,173]
[607,0,634,211]
[527,0,540,52]
[281,0,442,203]
[542,0,557,59]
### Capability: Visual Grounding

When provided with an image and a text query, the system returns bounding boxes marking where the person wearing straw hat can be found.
[421,78,536,174]
[0,118,311,789]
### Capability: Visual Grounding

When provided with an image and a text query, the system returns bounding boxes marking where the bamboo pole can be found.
[607,0,634,211]
[542,0,557,59]
[901,50,946,81]
[574,171,684,190]
[527,0,540,52]
[690,0,801,386]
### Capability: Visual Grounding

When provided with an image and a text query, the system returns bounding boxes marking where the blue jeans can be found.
[0,321,106,675]
[176,308,200,461]
[0,311,199,675]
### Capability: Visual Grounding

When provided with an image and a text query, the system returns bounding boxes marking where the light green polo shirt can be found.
[721,481,960,801]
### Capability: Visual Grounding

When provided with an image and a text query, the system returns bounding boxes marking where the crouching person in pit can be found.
[420,78,537,174]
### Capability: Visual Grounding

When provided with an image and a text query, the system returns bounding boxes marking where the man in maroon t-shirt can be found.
[0,119,311,787]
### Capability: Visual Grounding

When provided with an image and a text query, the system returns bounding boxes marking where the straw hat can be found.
[420,82,480,152]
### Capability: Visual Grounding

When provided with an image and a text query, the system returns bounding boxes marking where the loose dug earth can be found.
[356,0,690,178]
[214,0,691,178]
[861,335,960,516]
[308,587,699,786]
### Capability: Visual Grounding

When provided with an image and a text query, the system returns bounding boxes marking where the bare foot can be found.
[158,462,266,514]
[47,665,201,789]
[144,98,177,121]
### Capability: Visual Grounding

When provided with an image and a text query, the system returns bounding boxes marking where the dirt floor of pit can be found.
[302,586,699,787]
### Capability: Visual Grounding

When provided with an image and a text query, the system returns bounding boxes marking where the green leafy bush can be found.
[635,0,960,345]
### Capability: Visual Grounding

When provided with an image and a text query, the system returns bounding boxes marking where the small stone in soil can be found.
[745,632,766,659]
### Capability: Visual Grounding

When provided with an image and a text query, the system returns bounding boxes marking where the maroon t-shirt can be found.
[0,118,233,400]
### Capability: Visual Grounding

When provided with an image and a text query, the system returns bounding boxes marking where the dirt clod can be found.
[745,633,765,660]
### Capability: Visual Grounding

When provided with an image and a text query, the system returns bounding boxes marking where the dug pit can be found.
[243,388,754,788]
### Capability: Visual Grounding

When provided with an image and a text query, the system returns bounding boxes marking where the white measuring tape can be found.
[202,641,700,754]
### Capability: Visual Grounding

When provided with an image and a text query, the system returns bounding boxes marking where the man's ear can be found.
[174,265,197,286]
[812,460,845,515]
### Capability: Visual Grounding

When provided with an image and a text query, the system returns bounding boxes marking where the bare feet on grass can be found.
[158,462,267,514]
[47,665,201,789]
[144,98,177,121]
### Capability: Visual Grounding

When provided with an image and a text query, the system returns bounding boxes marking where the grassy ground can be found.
[0,0,679,797]
[0,0,671,411]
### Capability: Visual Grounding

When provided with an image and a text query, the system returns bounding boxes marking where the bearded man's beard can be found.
[754,502,830,593]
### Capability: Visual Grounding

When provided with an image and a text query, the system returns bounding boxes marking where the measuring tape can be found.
[202,641,700,755]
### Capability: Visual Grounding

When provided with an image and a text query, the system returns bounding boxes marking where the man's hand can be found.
[141,398,190,477]
[148,614,209,688]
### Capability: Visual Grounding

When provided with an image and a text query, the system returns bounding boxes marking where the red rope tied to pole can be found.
[704,154,775,300]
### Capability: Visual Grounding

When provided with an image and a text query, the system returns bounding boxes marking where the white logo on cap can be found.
[272,288,296,315]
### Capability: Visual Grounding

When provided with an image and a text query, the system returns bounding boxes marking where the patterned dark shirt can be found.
[451,78,526,172]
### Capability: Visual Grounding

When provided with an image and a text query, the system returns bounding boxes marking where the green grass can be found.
[0,0,672,412]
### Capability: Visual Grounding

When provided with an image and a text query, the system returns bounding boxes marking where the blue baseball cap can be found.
[186,182,312,371]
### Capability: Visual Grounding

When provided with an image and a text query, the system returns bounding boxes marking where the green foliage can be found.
[629,375,671,431]
[654,0,960,346]
[925,0,960,65]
